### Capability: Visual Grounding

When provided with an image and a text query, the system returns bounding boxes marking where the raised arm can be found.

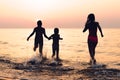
[83,20,90,32]
[97,22,104,37]
[27,28,35,41]
[83,24,88,32]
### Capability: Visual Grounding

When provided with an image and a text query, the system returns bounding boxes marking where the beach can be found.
[0,28,120,80]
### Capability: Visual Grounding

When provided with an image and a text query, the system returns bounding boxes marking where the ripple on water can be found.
[0,41,8,44]
[77,50,84,52]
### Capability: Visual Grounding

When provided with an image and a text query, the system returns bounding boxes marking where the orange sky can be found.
[0,0,120,28]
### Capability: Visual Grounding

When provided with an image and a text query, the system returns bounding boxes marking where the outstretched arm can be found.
[27,29,35,41]
[97,23,104,37]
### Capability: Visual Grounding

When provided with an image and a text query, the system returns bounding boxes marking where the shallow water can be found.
[0,28,120,66]
[0,28,120,79]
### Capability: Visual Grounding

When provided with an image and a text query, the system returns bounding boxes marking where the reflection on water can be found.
[0,28,120,68]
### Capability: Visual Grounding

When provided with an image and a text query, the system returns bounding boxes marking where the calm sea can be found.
[0,28,120,67]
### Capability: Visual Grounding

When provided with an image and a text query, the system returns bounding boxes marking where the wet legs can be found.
[52,47,59,60]
[88,41,97,64]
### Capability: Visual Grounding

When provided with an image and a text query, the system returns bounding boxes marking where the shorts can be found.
[88,36,98,43]
[52,44,59,51]
[34,40,43,48]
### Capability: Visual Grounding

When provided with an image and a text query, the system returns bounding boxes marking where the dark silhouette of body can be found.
[48,28,63,60]
[83,13,104,64]
[27,20,48,57]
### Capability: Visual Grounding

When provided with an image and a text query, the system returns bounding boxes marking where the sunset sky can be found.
[0,0,120,28]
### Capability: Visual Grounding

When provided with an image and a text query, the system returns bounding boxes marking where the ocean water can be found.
[0,28,120,68]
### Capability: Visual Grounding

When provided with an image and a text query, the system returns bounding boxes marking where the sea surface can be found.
[0,28,120,68]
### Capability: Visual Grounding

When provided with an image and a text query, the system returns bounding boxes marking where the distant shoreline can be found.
[0,27,120,29]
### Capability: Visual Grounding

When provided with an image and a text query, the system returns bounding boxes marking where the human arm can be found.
[48,35,53,40]
[97,22,104,37]
[27,28,35,41]
[43,29,49,39]
[83,23,88,32]
[83,19,90,32]
[59,35,63,40]
[83,26,88,32]
[59,38,63,40]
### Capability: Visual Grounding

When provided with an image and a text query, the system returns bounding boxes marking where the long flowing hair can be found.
[85,13,95,26]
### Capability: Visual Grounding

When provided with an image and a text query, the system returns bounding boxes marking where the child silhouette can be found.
[83,13,104,65]
[48,28,63,60]
[27,20,48,57]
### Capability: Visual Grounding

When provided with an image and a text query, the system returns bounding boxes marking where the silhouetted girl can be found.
[83,13,104,64]
[27,20,48,58]
[48,28,63,60]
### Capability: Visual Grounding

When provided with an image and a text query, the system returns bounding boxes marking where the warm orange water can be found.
[0,28,120,69]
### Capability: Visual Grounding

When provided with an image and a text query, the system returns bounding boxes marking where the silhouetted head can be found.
[37,20,42,27]
[54,28,59,34]
[87,13,95,22]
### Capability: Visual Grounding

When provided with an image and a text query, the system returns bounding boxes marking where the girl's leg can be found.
[52,46,55,58]
[34,46,37,51]
[52,50,55,58]
[88,41,96,64]
[56,45,60,60]
[93,42,98,64]
[56,49,59,60]
[88,41,94,60]
[34,41,38,51]
[39,44,43,57]
[93,42,97,57]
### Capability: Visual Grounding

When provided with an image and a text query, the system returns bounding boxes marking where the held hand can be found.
[48,37,51,40]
